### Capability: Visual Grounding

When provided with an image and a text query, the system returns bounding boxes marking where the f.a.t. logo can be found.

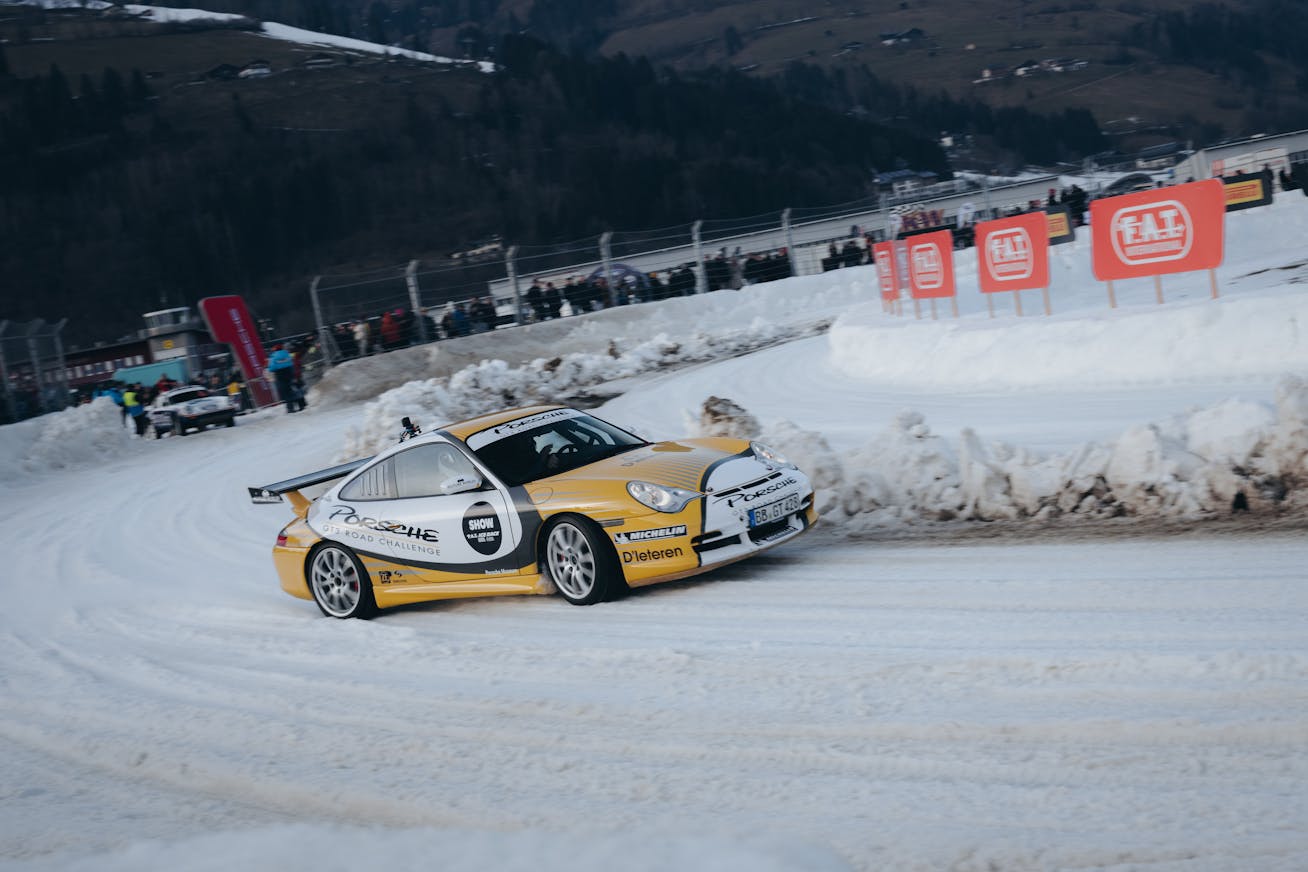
[910,242,943,289]
[1110,201,1193,265]
[984,228,1034,281]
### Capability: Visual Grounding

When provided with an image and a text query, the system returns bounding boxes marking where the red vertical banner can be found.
[872,241,899,305]
[907,229,956,299]
[199,295,277,408]
[975,212,1051,293]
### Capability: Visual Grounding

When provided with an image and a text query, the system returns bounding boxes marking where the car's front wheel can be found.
[307,543,376,619]
[543,516,621,605]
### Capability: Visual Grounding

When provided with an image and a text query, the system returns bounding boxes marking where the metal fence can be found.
[0,318,69,424]
[306,174,1069,365]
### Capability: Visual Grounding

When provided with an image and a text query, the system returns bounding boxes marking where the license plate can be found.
[749,493,800,527]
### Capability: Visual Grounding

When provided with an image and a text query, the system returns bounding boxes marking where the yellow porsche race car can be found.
[249,405,816,618]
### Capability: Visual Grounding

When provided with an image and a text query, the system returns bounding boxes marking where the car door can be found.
[334,440,522,582]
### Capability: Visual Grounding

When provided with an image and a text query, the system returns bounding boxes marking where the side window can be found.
[393,443,479,498]
[340,459,397,501]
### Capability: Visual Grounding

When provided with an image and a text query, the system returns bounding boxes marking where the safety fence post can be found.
[692,220,706,294]
[782,208,797,277]
[505,246,523,325]
[309,276,338,365]
[406,260,427,343]
[0,321,15,423]
[599,232,617,307]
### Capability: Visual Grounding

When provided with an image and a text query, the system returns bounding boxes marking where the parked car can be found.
[250,405,816,618]
[148,385,237,438]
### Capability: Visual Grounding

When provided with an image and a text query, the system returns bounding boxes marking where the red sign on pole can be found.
[1090,179,1226,281]
[199,295,277,408]
[907,230,956,300]
[872,241,899,303]
[975,212,1050,293]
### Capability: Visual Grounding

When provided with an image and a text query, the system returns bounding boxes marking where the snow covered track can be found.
[3,530,1307,870]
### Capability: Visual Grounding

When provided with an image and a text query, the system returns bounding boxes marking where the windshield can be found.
[470,411,646,486]
[169,388,208,403]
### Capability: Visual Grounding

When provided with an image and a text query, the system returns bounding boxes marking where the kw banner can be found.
[907,229,956,300]
[872,241,899,304]
[1222,172,1274,212]
[976,213,1050,293]
[199,295,277,408]
[1045,205,1076,245]
[1090,179,1225,282]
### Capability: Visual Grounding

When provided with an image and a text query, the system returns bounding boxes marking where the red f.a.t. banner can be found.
[199,295,277,407]
[975,212,1051,293]
[872,241,899,305]
[907,229,956,300]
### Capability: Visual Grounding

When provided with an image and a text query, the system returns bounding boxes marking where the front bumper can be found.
[609,484,816,588]
[176,409,236,429]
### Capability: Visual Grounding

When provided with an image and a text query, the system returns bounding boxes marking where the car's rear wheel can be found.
[543,516,620,605]
[307,543,376,619]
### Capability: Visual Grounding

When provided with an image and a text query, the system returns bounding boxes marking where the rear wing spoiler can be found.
[248,457,371,516]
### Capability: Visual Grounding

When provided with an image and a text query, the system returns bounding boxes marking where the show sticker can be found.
[463,501,503,555]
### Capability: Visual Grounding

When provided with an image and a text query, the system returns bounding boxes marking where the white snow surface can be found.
[8,1,496,69]
[3,186,1308,871]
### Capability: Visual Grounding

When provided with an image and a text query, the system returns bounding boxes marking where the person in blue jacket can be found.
[266,344,298,413]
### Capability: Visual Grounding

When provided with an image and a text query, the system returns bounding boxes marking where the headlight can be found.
[627,480,701,513]
[751,441,793,468]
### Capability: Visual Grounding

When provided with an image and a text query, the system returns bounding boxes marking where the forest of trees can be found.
[1122,1,1308,91]
[2,31,1105,344]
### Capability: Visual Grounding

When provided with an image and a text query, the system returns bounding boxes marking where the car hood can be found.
[536,437,759,493]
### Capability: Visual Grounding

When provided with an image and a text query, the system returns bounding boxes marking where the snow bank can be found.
[337,320,824,459]
[312,275,870,410]
[693,377,1308,528]
[0,398,142,482]
[829,291,1308,390]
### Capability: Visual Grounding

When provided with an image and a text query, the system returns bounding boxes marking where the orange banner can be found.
[1090,179,1225,281]
[907,230,956,300]
[872,241,899,302]
[975,213,1050,293]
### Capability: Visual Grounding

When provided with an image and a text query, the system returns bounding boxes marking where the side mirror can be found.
[440,473,482,495]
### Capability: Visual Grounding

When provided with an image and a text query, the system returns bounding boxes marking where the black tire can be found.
[306,542,377,619]
[542,515,622,605]
[225,417,236,428]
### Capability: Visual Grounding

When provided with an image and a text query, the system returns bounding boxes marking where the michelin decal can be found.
[614,525,687,545]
